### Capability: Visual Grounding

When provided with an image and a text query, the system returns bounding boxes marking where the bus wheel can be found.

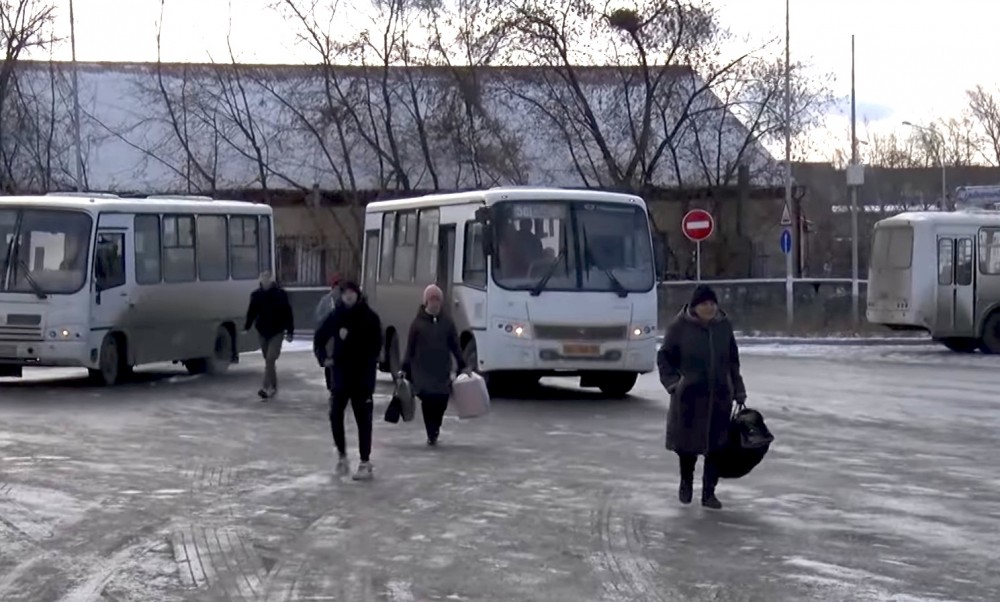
[185,326,234,375]
[940,337,980,353]
[596,372,638,398]
[89,334,124,386]
[979,312,1000,354]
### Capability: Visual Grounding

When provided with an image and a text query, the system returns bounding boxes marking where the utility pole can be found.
[69,0,85,192]
[783,0,794,330]
[849,35,860,327]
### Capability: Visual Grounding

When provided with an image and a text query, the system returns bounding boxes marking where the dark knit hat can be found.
[689,284,718,308]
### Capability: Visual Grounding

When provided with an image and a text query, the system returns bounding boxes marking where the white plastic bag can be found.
[449,372,490,419]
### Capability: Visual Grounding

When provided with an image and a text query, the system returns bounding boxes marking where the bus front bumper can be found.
[0,340,93,369]
[482,336,657,374]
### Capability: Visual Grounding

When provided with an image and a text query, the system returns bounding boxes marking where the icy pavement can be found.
[0,346,998,601]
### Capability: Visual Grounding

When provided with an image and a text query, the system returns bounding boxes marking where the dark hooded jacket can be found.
[402,307,467,397]
[245,284,294,339]
[657,306,746,454]
[313,288,383,394]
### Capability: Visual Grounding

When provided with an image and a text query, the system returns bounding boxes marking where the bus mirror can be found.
[652,233,667,282]
[474,206,492,223]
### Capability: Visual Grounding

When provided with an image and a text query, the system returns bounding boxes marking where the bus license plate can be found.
[562,343,600,357]
[0,345,16,357]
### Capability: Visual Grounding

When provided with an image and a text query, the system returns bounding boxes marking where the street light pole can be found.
[69,0,85,192]
[849,35,859,327]
[783,0,794,330]
[903,121,947,211]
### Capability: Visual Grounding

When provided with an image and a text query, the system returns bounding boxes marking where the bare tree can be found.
[418,0,525,187]
[500,0,765,190]
[966,85,1000,166]
[0,0,56,191]
[685,54,834,185]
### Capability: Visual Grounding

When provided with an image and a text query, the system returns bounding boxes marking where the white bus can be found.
[363,187,662,398]
[867,186,1000,353]
[0,194,274,384]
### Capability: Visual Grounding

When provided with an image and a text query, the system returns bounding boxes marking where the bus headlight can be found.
[630,324,655,339]
[47,327,83,340]
[495,319,531,339]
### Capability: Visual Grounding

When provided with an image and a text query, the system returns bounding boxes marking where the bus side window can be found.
[379,212,395,283]
[259,216,272,274]
[393,211,418,282]
[463,221,487,288]
[979,227,1000,274]
[95,233,126,291]
[134,215,161,284]
[416,209,439,284]
[229,216,259,280]
[163,215,196,283]
[196,215,229,281]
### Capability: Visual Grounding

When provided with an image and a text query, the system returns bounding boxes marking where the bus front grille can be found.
[0,325,43,342]
[533,324,628,341]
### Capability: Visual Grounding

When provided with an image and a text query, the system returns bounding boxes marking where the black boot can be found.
[701,455,722,510]
[678,454,695,505]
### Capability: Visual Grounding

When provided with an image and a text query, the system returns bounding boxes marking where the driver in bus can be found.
[497,219,544,279]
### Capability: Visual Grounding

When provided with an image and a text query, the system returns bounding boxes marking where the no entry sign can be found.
[682,209,714,242]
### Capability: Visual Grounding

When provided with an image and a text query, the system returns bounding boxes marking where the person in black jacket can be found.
[244,271,294,400]
[400,284,469,446]
[313,281,383,481]
[657,284,746,510]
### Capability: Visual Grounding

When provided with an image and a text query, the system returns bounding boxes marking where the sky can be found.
[35,0,1000,160]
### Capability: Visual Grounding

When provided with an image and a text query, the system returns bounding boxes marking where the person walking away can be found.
[314,281,383,481]
[657,284,746,510]
[244,271,294,400]
[314,273,344,390]
[400,285,469,446]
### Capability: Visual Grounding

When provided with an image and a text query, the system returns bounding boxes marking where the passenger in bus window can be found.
[400,284,469,446]
[243,271,295,400]
[313,281,383,481]
[657,284,747,510]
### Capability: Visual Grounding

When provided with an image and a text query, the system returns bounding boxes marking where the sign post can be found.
[682,209,715,281]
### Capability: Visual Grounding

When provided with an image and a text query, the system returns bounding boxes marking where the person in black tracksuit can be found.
[244,271,294,400]
[313,281,382,481]
[401,284,468,446]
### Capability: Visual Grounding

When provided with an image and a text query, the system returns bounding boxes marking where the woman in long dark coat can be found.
[657,284,746,510]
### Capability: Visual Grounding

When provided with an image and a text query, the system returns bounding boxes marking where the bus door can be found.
[936,235,975,334]
[437,224,456,296]
[90,214,134,334]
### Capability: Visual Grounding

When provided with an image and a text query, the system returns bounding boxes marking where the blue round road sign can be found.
[780,229,792,254]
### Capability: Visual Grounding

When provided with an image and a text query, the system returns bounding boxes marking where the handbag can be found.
[716,404,775,479]
[393,377,416,422]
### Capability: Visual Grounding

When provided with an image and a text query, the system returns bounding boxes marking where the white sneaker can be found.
[335,454,350,475]
[352,461,373,481]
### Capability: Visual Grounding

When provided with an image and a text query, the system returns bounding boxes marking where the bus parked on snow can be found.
[867,185,1000,353]
[363,187,662,397]
[0,194,273,384]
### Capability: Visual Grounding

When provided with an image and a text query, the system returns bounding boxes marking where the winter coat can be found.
[657,307,746,455]
[401,307,466,396]
[313,298,383,395]
[244,285,295,339]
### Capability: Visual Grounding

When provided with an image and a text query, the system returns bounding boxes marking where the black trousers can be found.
[330,390,373,462]
[677,452,720,496]
[420,393,449,441]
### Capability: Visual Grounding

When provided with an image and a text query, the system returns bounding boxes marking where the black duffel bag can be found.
[716,405,775,479]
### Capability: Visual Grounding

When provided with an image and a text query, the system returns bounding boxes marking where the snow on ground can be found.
[0,347,998,600]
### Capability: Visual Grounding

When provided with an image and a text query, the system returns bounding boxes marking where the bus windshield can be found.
[0,209,93,295]
[492,200,655,293]
[870,226,914,270]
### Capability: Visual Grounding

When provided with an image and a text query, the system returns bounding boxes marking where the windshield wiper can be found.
[529,249,565,297]
[0,234,14,291]
[582,224,628,298]
[13,256,48,299]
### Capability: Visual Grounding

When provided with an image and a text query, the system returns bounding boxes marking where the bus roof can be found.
[0,194,272,214]
[878,210,1000,228]
[365,187,646,213]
